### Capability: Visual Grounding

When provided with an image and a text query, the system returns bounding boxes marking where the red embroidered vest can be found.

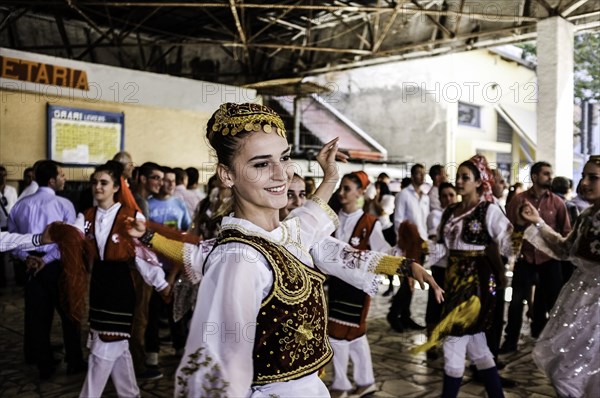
[327,213,377,339]
[84,206,137,261]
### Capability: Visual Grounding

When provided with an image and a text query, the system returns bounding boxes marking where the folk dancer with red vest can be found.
[77,161,170,398]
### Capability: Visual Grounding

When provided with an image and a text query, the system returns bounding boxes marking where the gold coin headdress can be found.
[211,103,286,138]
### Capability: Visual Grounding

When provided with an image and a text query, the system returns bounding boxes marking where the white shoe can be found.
[351,383,377,398]
[329,390,349,398]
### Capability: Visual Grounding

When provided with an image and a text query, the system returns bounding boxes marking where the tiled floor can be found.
[0,280,557,397]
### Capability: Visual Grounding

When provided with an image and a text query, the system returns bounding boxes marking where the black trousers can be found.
[389,253,427,323]
[503,258,563,346]
[24,261,83,370]
[389,278,413,321]
[425,265,446,326]
[145,290,162,353]
[486,287,505,359]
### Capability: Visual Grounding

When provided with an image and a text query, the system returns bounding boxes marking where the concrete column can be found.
[293,96,301,154]
[536,17,574,178]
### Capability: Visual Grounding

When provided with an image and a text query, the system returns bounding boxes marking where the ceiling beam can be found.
[372,4,401,53]
[410,0,454,39]
[562,0,591,17]
[18,38,374,55]
[0,7,28,34]
[534,0,558,16]
[328,10,372,49]
[75,27,116,59]
[567,9,600,20]
[305,24,540,75]
[73,2,540,23]
[136,31,147,68]
[65,0,120,45]
[371,0,382,49]
[116,7,162,42]
[378,23,537,57]
[230,0,252,74]
[229,0,247,45]
[452,0,465,37]
[54,13,73,57]
[248,3,296,42]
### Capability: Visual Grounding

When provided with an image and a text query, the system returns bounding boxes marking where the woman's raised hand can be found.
[311,138,348,205]
[519,201,542,225]
[316,137,348,183]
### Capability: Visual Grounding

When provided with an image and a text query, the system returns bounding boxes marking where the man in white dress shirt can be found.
[428,164,447,212]
[388,163,430,331]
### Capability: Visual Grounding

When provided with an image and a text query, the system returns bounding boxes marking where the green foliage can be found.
[516,32,599,103]
[574,32,599,103]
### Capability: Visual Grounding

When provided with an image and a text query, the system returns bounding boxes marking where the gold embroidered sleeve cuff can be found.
[152,233,185,266]
[373,256,414,278]
[309,195,339,230]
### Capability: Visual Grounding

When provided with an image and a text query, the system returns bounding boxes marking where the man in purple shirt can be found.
[8,160,85,379]
[500,161,571,354]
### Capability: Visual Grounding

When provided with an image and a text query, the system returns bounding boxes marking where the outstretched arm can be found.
[520,201,574,260]
[311,236,444,303]
[0,225,53,253]
[375,258,445,304]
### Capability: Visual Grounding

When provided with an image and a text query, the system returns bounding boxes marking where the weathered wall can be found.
[314,48,537,173]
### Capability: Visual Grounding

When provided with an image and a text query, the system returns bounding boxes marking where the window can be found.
[458,102,481,128]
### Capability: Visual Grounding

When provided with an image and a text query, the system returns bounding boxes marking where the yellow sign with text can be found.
[0,56,89,90]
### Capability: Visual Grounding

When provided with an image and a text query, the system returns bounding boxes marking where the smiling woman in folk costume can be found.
[414,155,513,398]
[127,103,443,397]
[76,161,170,398]
[520,155,600,398]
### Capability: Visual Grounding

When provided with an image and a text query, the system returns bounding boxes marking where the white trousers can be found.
[443,332,496,378]
[249,372,329,397]
[329,335,375,391]
[80,333,140,398]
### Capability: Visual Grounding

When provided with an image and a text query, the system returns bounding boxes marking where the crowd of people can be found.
[0,102,598,398]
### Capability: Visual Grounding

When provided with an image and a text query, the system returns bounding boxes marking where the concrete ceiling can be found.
[1,1,599,86]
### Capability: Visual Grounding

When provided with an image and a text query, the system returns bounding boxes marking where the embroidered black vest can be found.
[215,228,333,385]
[439,201,492,246]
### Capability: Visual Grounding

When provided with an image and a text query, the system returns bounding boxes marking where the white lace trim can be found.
[90,328,130,338]
[328,317,360,328]
[310,195,339,230]
[182,243,200,283]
